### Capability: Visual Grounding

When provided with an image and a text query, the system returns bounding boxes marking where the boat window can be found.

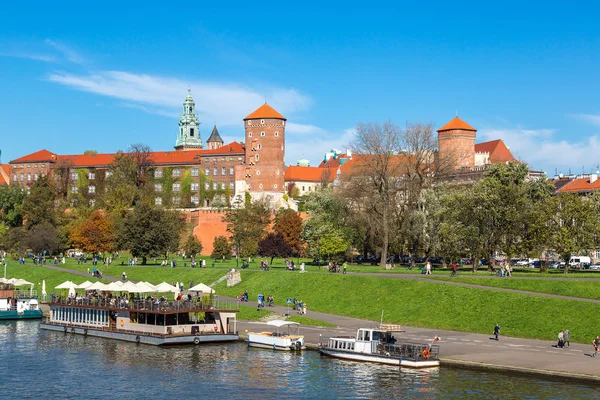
[372,331,380,341]
[364,331,370,341]
[358,330,364,341]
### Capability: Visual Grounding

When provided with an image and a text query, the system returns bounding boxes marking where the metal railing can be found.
[14,290,38,299]
[320,340,440,362]
[48,295,239,313]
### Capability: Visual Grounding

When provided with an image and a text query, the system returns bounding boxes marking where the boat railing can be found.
[376,342,440,361]
[14,290,38,299]
[48,295,239,313]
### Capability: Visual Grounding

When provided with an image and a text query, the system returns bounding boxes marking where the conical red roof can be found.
[437,116,476,132]
[244,103,286,121]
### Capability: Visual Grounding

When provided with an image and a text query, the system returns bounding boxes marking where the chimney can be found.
[591,174,598,184]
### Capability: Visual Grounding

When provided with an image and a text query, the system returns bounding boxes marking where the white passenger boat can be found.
[319,324,440,368]
[247,320,305,351]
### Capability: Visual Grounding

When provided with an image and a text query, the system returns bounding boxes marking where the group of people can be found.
[557,329,570,348]
[327,262,348,274]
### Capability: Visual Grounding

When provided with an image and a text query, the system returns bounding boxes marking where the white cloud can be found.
[479,127,600,173]
[285,127,356,166]
[47,70,311,126]
[45,39,85,64]
[569,113,600,127]
[286,122,327,134]
[0,52,57,63]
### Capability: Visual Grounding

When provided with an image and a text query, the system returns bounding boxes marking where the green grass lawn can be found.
[432,276,600,300]
[4,264,107,292]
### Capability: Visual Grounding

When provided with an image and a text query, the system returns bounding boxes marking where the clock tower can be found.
[175,89,203,150]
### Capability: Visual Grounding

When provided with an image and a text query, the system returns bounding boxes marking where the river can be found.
[1,321,598,399]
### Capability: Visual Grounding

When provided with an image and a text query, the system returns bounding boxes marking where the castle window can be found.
[274,184,278,189]
[154,169,163,178]
[238,157,243,161]
[229,181,234,190]
[261,132,265,137]
[205,168,210,176]
[88,185,96,194]
[191,183,199,191]
[172,183,181,192]
[249,132,252,137]
[71,186,78,194]
[213,157,217,162]
[261,119,265,125]
[27,174,31,182]
[255,154,259,161]
[275,132,279,137]
[221,167,226,176]
[190,128,195,137]
[191,195,199,205]
[13,174,17,182]
[229,167,234,175]
[155,183,163,192]
[88,172,95,180]
[173,169,181,178]
[276,170,280,175]
[229,157,234,161]
[205,182,210,190]
[256,171,260,176]
[34,164,38,168]
[155,197,162,206]
[247,120,252,126]
[221,182,226,190]
[259,184,263,189]
[27,164,30,168]
[20,173,24,182]
[258,144,262,150]
[191,168,199,177]
[41,164,46,168]
[173,196,180,206]
[213,182,218,190]
[71,172,78,181]
[282,121,285,127]
[213,167,218,175]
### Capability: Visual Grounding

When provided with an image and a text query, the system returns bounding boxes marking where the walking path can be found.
[41,264,600,381]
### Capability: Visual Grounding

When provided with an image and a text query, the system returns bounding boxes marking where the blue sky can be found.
[1,2,599,174]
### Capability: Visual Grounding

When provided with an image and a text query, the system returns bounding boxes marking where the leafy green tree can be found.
[274,208,305,256]
[211,236,231,260]
[0,185,25,227]
[546,193,599,273]
[2,227,28,256]
[102,151,139,219]
[22,176,55,228]
[183,233,203,258]
[223,197,271,263]
[115,203,183,264]
[258,232,292,265]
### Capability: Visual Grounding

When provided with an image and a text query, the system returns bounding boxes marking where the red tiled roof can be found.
[556,177,600,193]
[244,103,286,121]
[437,117,476,132]
[475,139,516,164]
[284,166,333,182]
[0,164,10,185]
[10,149,57,163]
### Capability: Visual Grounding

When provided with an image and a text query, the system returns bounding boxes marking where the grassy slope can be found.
[213,271,597,343]
[4,264,106,291]
[432,277,600,300]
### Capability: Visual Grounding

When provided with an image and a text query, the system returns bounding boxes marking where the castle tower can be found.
[437,116,477,170]
[243,103,286,192]
[206,124,224,150]
[175,89,203,150]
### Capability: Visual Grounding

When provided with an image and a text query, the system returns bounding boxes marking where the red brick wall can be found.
[244,118,285,192]
[193,209,229,255]
[438,129,476,170]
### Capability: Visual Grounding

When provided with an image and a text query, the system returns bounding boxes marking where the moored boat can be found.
[319,324,440,368]
[41,292,239,346]
[247,320,305,351]
[0,280,43,320]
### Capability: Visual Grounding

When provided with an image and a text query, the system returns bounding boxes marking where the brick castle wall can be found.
[244,117,285,192]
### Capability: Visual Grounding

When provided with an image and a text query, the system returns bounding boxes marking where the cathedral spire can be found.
[175,89,203,150]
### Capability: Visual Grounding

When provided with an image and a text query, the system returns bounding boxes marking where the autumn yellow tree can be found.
[70,210,115,255]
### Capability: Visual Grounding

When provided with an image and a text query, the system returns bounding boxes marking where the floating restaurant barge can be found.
[0,284,42,320]
[40,296,239,346]
[319,325,440,368]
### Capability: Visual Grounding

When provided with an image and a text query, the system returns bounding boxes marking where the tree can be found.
[183,233,203,258]
[258,232,292,264]
[1,227,28,256]
[102,151,139,223]
[223,197,271,264]
[70,210,115,255]
[128,143,154,190]
[274,208,305,256]
[22,176,55,228]
[546,193,599,273]
[211,236,231,260]
[27,222,65,255]
[0,185,25,227]
[115,203,183,264]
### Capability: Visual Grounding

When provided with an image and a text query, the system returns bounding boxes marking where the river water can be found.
[1,321,598,399]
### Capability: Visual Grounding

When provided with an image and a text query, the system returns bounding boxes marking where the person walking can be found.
[342,262,347,274]
[425,259,432,275]
[558,330,564,348]
[564,330,570,348]
[494,323,500,341]
[593,336,600,358]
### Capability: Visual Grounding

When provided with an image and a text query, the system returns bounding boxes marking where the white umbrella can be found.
[119,281,140,292]
[140,281,157,291]
[189,283,215,294]
[11,278,33,286]
[154,282,180,294]
[133,282,155,293]
[68,286,76,297]
[55,281,77,290]
[106,282,125,291]
[42,280,47,301]
[75,280,94,289]
[86,281,109,291]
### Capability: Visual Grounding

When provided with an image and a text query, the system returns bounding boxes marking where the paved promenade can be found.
[41,264,600,382]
